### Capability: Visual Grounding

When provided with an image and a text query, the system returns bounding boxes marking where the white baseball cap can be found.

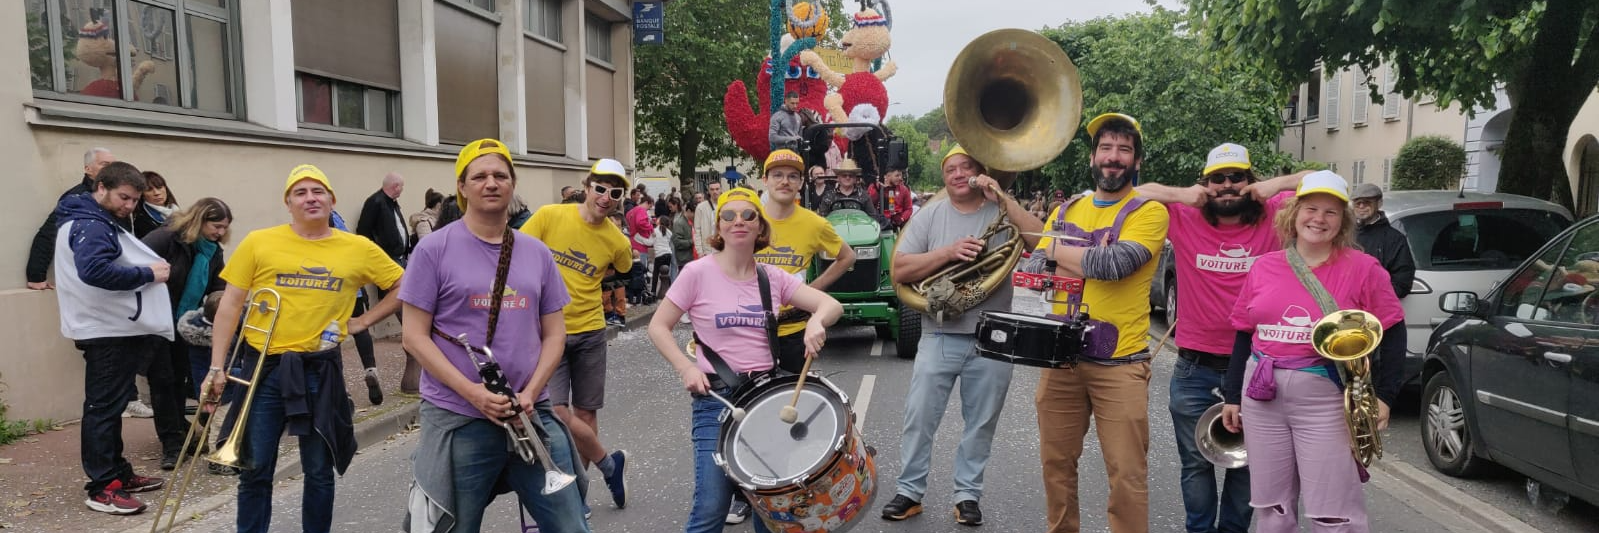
[1203,143,1251,176]
[1296,170,1350,202]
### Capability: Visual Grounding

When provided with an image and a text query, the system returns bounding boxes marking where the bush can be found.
[1393,136,1467,190]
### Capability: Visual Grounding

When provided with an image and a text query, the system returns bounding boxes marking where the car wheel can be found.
[1164,275,1178,325]
[895,305,920,359]
[1422,371,1485,477]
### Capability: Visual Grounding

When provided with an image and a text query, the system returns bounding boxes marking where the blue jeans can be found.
[896,332,1013,502]
[687,391,773,533]
[236,358,335,533]
[449,408,591,533]
[77,336,147,494]
[1169,354,1252,533]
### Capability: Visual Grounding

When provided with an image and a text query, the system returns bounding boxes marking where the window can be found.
[525,0,562,42]
[466,0,495,11]
[1352,160,1366,184]
[1383,63,1402,120]
[291,0,402,103]
[1351,66,1369,125]
[1304,68,1321,121]
[1497,234,1572,321]
[1284,86,1301,122]
[1324,69,1340,130]
[1383,157,1393,184]
[296,72,398,134]
[1395,209,1572,274]
[27,0,237,115]
[585,13,611,63]
[435,1,500,143]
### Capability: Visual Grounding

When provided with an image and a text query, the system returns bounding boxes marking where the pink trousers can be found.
[1240,358,1369,532]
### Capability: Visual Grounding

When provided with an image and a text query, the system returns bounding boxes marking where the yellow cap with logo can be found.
[284,164,335,202]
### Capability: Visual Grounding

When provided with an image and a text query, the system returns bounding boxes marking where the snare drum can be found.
[975,310,1085,368]
[715,374,877,533]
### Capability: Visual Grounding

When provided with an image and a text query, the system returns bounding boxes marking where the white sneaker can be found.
[124,400,154,418]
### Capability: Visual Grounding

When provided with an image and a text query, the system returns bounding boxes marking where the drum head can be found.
[723,381,848,488]
[981,310,1066,327]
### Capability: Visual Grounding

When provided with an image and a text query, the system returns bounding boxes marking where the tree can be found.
[634,0,768,192]
[912,106,951,143]
[1393,136,1468,191]
[1189,0,1599,210]
[885,115,941,190]
[1034,8,1292,194]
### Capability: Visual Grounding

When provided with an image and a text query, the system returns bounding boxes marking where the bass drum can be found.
[715,374,877,533]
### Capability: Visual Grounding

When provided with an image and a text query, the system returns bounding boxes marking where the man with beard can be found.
[1350,183,1415,299]
[1133,143,1305,533]
[881,146,1042,526]
[1032,113,1168,533]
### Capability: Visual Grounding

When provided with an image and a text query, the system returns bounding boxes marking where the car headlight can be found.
[854,246,880,260]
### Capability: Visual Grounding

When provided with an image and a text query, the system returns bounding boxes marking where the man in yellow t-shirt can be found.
[519,158,634,510]
[1032,113,1168,533]
[755,149,856,373]
[206,164,405,533]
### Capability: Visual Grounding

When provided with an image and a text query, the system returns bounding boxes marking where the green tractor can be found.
[799,123,919,358]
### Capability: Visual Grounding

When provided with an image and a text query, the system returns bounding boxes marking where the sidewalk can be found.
[0,301,657,532]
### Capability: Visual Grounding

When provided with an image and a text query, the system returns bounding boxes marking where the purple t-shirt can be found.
[398,223,571,418]
[666,259,802,374]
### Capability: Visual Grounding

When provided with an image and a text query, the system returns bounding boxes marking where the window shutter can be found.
[1325,70,1341,130]
[1351,67,1369,125]
[1383,64,1401,119]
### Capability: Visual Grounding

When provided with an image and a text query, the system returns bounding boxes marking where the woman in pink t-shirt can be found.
[646,188,842,533]
[1219,171,1406,533]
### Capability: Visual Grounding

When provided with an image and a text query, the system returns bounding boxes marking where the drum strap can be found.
[692,265,784,391]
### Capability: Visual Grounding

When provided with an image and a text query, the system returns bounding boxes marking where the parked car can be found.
[1149,240,1176,324]
[1420,213,1599,507]
[1367,191,1571,384]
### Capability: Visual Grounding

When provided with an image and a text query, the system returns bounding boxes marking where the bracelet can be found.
[209,366,223,372]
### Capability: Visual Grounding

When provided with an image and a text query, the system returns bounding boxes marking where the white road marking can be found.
[853,374,876,433]
[869,339,884,356]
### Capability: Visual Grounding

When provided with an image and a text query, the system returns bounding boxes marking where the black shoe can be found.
[881,494,922,521]
[954,500,983,526]
[725,499,752,524]
[159,453,178,471]
[364,368,384,406]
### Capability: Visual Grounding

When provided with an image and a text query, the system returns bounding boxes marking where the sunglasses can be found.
[1207,172,1250,185]
[590,182,625,200]
[719,209,760,222]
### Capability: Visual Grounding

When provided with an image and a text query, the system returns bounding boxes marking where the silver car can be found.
[1383,191,1572,383]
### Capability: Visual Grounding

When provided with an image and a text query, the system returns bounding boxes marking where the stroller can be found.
[625,256,654,305]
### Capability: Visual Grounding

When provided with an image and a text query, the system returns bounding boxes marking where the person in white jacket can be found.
[55,162,175,515]
[692,181,722,258]
[644,215,675,295]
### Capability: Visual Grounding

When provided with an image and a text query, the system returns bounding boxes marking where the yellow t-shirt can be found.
[1036,192,1169,358]
[219,225,404,354]
[757,206,844,336]
[520,203,632,334]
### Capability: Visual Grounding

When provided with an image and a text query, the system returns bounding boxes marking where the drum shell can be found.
[975,311,1083,368]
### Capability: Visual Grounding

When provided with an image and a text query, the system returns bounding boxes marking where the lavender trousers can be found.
[1240,358,1368,532]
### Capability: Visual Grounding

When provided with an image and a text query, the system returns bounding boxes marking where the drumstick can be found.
[1150,317,1177,356]
[779,354,815,424]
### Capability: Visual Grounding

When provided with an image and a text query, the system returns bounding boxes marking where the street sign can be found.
[633,1,664,45]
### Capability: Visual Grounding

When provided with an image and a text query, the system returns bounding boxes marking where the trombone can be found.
[150,288,281,532]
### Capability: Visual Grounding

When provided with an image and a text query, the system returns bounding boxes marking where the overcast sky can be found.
[877,0,1181,118]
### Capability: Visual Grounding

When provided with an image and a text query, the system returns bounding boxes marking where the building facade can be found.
[3,0,635,421]
[1278,61,1599,215]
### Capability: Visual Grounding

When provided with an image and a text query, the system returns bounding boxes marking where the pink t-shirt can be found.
[667,259,803,374]
[1166,191,1291,353]
[1229,249,1406,367]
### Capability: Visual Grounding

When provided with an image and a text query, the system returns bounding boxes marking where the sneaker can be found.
[954,500,983,526]
[159,452,178,471]
[85,480,146,515]
[121,474,165,493]
[207,462,241,476]
[365,367,384,406]
[124,400,154,418]
[602,450,629,509]
[726,499,752,524]
[881,494,922,521]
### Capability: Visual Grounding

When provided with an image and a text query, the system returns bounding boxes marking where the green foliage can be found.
[1188,0,1599,208]
[634,0,769,188]
[0,371,54,446]
[885,115,941,190]
[911,106,951,143]
[1392,136,1467,191]
[1034,8,1294,193]
[1292,160,1330,172]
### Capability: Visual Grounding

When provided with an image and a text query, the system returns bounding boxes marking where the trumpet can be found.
[441,332,576,495]
[150,288,281,532]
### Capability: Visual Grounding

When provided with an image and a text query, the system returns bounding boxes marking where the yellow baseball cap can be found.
[941,145,971,169]
[714,188,769,225]
[284,164,335,202]
[454,139,515,211]
[1296,170,1350,202]
[589,158,632,188]
[1085,112,1142,138]
[764,149,806,175]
